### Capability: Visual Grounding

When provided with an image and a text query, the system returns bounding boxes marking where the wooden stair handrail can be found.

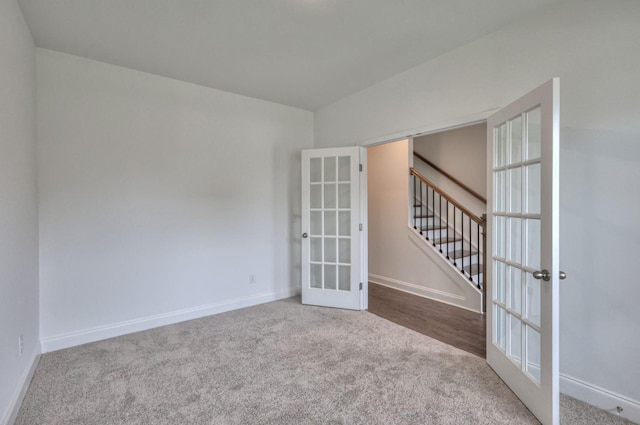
[410,168,485,226]
[413,152,487,204]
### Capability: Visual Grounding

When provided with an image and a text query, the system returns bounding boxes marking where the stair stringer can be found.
[407,226,483,313]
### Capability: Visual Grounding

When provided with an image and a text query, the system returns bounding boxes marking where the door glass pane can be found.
[310,158,322,183]
[495,305,506,350]
[525,272,541,327]
[324,157,336,182]
[310,264,322,288]
[310,237,322,262]
[338,156,350,181]
[508,218,522,264]
[338,238,350,264]
[494,260,506,304]
[509,167,522,213]
[324,265,336,289]
[324,184,336,208]
[494,216,505,258]
[494,124,507,167]
[338,211,351,236]
[324,211,336,236]
[525,163,541,214]
[525,219,541,270]
[526,325,541,383]
[338,266,350,291]
[509,266,522,314]
[324,237,336,263]
[494,171,505,212]
[338,183,350,208]
[510,115,523,164]
[526,107,541,160]
[310,211,322,235]
[508,314,522,366]
[310,185,321,209]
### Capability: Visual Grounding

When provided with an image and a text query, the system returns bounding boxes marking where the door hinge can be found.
[359,223,363,231]
[359,282,363,290]
[359,164,363,172]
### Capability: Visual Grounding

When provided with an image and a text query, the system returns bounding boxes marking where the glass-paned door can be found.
[486,79,561,425]
[301,147,366,310]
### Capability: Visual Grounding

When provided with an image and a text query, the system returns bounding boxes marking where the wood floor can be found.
[368,282,486,358]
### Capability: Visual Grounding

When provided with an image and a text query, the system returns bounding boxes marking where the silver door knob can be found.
[302,233,308,238]
[532,269,550,281]
[559,271,567,280]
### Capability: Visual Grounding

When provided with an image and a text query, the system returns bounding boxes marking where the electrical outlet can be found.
[248,274,256,284]
[18,334,23,357]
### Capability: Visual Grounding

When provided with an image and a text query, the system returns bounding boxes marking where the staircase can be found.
[410,167,486,311]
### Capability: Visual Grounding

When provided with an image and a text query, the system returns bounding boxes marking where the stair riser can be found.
[449,254,480,268]
[430,240,463,252]
[421,228,451,240]
[413,216,435,227]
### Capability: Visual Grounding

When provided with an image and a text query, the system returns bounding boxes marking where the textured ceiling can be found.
[19,0,560,110]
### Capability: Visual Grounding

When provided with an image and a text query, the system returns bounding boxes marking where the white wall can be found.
[316,0,640,420]
[368,140,481,312]
[413,124,487,218]
[0,1,40,423]
[37,49,313,350]
[414,123,487,198]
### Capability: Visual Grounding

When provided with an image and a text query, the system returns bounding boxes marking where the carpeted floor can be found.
[16,297,635,425]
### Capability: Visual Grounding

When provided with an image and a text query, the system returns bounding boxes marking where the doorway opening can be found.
[365,122,487,358]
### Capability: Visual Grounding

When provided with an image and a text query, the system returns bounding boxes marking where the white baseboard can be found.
[41,288,298,353]
[368,273,481,314]
[561,373,640,424]
[1,349,40,425]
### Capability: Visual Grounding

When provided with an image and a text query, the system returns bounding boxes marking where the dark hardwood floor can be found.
[368,282,486,358]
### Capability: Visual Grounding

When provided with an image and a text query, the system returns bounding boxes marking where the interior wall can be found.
[413,123,487,197]
[36,48,314,351]
[0,1,40,423]
[368,140,481,311]
[316,0,640,418]
[413,123,487,217]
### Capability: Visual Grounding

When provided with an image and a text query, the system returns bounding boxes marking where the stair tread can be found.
[433,237,462,244]
[463,263,482,275]
[450,249,478,258]
[420,225,447,231]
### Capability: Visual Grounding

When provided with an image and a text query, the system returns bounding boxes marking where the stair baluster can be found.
[410,167,486,312]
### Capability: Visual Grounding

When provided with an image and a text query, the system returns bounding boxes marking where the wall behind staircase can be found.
[413,123,487,198]
[413,123,487,218]
[316,0,640,420]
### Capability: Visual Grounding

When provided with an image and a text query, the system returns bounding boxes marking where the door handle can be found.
[532,269,550,281]
[302,233,308,238]
[532,270,567,281]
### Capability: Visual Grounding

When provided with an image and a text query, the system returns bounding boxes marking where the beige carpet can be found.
[16,298,635,424]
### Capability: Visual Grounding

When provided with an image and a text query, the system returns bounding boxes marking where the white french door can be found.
[301,147,367,310]
[486,79,562,425]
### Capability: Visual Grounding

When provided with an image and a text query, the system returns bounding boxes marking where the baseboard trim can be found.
[41,288,298,353]
[561,373,640,424]
[368,273,480,314]
[2,349,40,425]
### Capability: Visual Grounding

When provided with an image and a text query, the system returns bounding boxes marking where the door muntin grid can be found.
[308,155,353,291]
[492,106,542,383]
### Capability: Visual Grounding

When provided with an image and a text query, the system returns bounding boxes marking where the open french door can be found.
[486,79,562,425]
[301,147,367,310]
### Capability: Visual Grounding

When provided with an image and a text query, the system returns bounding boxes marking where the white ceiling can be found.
[18,0,560,111]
